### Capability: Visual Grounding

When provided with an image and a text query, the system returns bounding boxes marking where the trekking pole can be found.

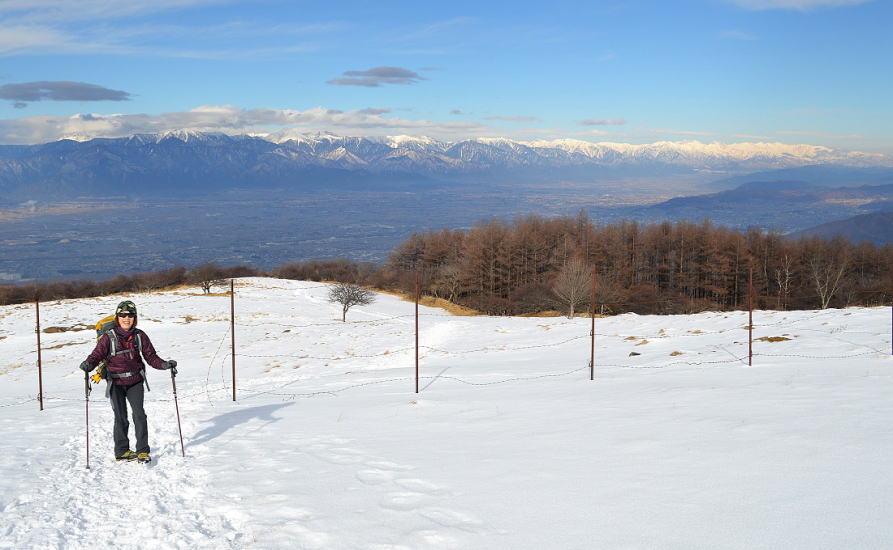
[84,371,91,470]
[171,370,185,457]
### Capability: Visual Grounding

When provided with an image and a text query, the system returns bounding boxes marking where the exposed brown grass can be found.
[43,324,91,334]
[382,290,482,316]
[518,310,564,318]
[756,336,793,343]
[670,350,684,356]
[45,341,80,350]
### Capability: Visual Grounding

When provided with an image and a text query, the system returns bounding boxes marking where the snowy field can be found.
[1,277,892,549]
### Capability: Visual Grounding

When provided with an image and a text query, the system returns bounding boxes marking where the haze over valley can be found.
[2,131,892,282]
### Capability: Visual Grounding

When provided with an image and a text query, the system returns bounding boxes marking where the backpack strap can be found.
[103,330,150,393]
[106,330,144,360]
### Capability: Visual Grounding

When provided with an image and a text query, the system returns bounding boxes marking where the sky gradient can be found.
[0,0,890,152]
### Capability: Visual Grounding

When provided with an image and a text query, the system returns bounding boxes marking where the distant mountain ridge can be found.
[640,180,893,234]
[792,211,893,244]
[1,131,891,200]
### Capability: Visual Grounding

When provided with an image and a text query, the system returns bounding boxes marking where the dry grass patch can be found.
[43,324,91,334]
[635,339,649,346]
[624,336,638,341]
[670,350,684,356]
[45,341,80,350]
[756,336,793,343]
[182,315,201,323]
[518,310,564,317]
[386,291,481,316]
[0,363,24,375]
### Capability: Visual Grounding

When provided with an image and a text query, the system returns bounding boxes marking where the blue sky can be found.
[0,0,890,152]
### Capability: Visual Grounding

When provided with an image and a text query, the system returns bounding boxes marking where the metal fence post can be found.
[748,259,754,367]
[415,271,420,394]
[231,279,236,401]
[36,298,44,411]
[590,268,596,381]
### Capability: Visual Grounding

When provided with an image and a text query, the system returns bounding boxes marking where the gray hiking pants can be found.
[110,381,149,456]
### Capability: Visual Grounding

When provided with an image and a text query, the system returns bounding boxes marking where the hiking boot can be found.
[137,452,151,464]
[116,450,137,462]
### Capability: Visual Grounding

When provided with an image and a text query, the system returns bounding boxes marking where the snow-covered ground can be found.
[1,277,892,549]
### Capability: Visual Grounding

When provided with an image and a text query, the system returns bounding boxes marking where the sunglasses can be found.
[117,313,136,318]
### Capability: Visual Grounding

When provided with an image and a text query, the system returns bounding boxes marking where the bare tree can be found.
[191,262,227,294]
[552,258,591,318]
[774,253,794,310]
[594,271,623,315]
[431,263,461,302]
[328,283,376,322]
[809,248,848,309]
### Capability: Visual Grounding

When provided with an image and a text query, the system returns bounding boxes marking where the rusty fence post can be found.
[231,279,236,401]
[415,271,420,394]
[748,260,754,367]
[590,268,597,381]
[36,298,44,410]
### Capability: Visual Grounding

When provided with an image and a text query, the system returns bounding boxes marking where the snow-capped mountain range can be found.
[262,131,890,171]
[1,130,890,199]
[52,129,893,171]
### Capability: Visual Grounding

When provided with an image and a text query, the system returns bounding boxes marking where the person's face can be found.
[117,313,135,329]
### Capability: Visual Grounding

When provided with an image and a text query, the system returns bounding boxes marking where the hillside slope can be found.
[1,278,892,549]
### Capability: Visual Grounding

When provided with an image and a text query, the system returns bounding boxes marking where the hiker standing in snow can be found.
[79,300,177,463]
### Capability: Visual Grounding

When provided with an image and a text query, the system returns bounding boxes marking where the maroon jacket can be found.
[86,327,166,386]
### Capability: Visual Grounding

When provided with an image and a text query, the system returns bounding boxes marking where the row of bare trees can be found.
[0,264,261,305]
[388,214,893,315]
[3,214,891,315]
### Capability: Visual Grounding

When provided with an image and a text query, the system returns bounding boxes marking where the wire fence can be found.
[1,277,892,410]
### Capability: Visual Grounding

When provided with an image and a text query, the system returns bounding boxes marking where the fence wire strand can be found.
[2,281,890,410]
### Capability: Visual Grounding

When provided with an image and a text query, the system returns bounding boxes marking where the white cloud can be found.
[727,0,871,10]
[0,105,490,144]
[0,0,233,24]
[390,17,476,43]
[580,118,626,126]
[0,3,339,58]
[636,127,718,137]
[777,129,863,139]
[484,115,540,122]
[0,25,77,55]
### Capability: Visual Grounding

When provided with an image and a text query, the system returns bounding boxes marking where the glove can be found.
[79,361,92,373]
[162,360,177,376]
